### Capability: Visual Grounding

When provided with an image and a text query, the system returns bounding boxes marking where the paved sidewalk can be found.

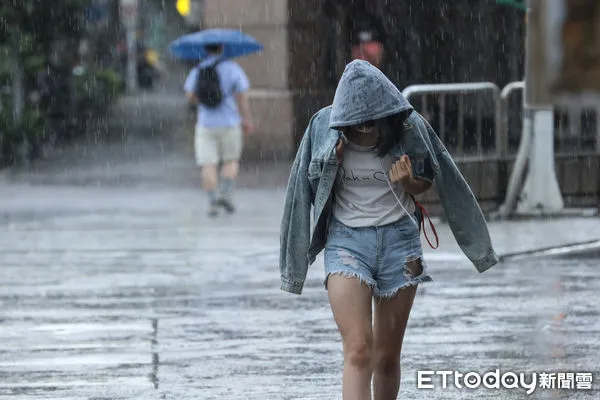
[1,84,599,400]
[2,181,600,263]
[423,215,600,263]
[1,183,599,400]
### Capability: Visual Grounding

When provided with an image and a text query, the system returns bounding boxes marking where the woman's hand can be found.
[389,155,413,185]
[389,155,432,195]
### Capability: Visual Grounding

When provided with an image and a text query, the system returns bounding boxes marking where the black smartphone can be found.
[404,153,426,177]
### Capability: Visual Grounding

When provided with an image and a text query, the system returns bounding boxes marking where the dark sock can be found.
[219,178,235,199]
[207,190,218,204]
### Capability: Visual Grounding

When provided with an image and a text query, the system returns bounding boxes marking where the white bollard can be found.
[516,108,564,214]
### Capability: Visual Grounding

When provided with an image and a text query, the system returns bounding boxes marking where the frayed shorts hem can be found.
[324,270,432,299]
[374,274,433,300]
[324,270,377,290]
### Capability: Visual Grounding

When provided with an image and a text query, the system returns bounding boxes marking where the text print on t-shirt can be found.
[337,166,390,186]
[337,156,425,186]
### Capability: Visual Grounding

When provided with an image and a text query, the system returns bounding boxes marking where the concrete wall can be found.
[203,0,291,161]
[202,0,335,161]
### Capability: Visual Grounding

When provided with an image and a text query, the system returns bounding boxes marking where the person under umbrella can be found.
[173,30,262,217]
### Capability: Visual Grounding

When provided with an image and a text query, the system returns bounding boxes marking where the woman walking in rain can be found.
[279,60,498,399]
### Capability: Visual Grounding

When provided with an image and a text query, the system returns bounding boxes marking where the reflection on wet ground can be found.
[0,193,598,400]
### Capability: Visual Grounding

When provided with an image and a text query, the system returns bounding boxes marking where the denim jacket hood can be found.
[329,60,413,129]
[279,61,499,295]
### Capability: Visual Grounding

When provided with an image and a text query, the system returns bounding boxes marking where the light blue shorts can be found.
[324,215,433,298]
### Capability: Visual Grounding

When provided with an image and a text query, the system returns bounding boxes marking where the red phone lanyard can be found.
[415,201,439,249]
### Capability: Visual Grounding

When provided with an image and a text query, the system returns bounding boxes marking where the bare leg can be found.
[328,275,374,400]
[220,159,239,179]
[372,282,418,400]
[202,164,219,191]
[201,163,219,216]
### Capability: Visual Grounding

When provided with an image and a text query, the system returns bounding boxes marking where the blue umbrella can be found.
[170,28,263,60]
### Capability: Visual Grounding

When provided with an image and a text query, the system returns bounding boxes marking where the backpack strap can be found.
[197,56,224,70]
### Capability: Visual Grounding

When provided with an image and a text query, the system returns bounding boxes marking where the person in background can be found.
[350,12,387,69]
[184,44,254,217]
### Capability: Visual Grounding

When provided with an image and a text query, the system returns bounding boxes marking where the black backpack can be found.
[195,58,223,108]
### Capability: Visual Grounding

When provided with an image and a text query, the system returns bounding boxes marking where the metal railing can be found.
[555,106,600,154]
[402,83,503,159]
[500,81,525,155]
[403,81,600,158]
[501,80,600,155]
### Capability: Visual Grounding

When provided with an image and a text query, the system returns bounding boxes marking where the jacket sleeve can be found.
[420,117,499,272]
[279,119,314,295]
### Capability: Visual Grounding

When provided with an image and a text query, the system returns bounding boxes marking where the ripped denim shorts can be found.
[324,215,433,298]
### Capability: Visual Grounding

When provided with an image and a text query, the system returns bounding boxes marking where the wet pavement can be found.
[1,91,599,400]
[1,182,599,400]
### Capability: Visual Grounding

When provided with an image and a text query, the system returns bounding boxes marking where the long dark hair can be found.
[372,109,413,157]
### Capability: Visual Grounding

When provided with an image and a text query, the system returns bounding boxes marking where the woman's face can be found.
[345,114,404,156]
[345,120,379,146]
[348,120,376,136]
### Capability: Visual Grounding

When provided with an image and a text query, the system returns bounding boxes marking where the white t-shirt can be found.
[332,140,415,227]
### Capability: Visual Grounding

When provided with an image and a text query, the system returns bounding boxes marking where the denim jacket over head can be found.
[279,60,499,295]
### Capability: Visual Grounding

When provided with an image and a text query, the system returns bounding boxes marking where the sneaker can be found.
[207,202,219,218]
[217,198,236,214]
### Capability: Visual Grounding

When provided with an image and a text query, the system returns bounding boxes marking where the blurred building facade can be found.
[202,0,526,161]
[551,0,600,95]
